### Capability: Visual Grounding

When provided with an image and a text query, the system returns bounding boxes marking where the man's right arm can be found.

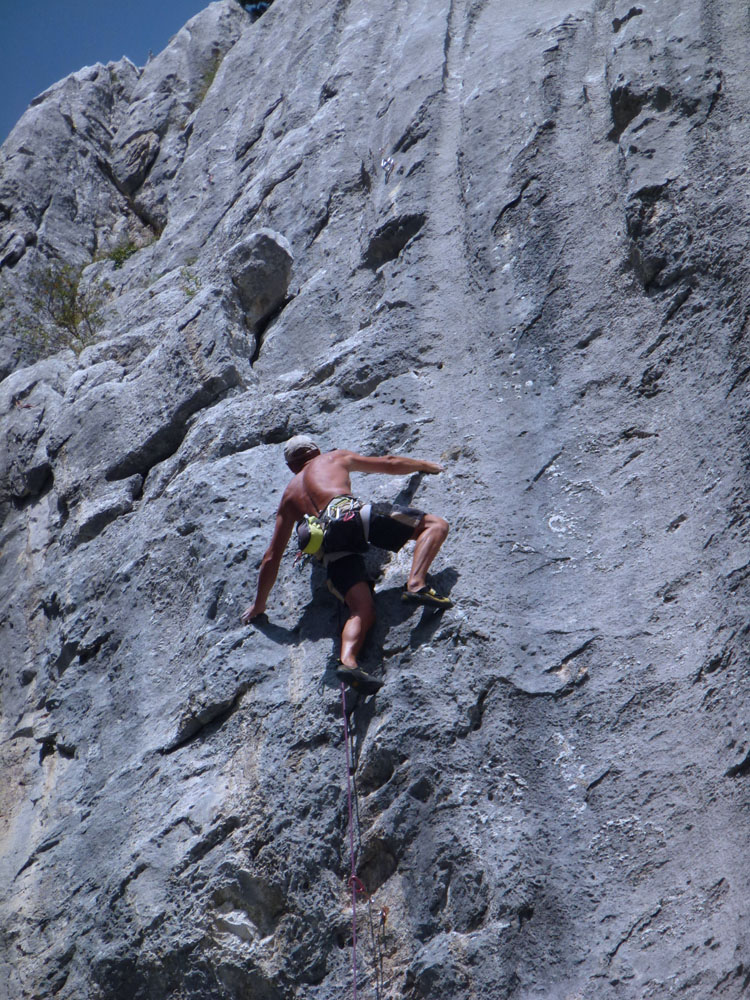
[241,507,295,623]
[342,451,444,476]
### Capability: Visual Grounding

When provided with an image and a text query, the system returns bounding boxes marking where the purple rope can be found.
[341,682,359,999]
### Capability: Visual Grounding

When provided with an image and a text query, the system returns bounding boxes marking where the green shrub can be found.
[26,261,109,355]
[107,241,139,269]
[180,265,202,299]
[195,52,224,107]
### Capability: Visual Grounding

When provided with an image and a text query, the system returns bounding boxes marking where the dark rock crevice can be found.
[466,684,493,732]
[362,214,427,270]
[161,680,251,754]
[94,155,164,237]
[612,7,643,33]
[104,380,238,485]
[10,465,54,510]
[725,752,750,779]
[491,176,540,236]
[235,95,284,164]
[250,294,294,365]
[393,95,439,154]
[14,835,62,881]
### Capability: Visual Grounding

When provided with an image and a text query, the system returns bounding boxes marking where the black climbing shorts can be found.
[367,502,424,551]
[325,502,425,600]
[327,554,369,600]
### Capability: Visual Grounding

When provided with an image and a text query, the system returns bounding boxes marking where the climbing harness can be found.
[321,496,370,555]
[295,495,370,562]
[340,686,388,999]
[323,495,363,521]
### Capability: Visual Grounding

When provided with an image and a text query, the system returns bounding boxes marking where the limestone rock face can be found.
[1,2,749,999]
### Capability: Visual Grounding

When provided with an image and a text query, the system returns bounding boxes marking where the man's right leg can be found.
[336,580,383,694]
[340,581,376,667]
[406,513,449,593]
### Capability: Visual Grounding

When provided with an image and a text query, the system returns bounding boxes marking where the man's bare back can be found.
[280,450,359,520]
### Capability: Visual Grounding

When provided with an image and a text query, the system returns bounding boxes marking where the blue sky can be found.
[0,0,216,143]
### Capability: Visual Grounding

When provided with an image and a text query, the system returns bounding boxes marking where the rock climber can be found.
[241,435,451,693]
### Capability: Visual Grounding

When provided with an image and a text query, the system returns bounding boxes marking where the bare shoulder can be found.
[274,477,302,520]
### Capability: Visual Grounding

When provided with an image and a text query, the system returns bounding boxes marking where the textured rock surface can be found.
[1,1,749,998]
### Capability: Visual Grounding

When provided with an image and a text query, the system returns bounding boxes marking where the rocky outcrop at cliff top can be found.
[1,1,749,998]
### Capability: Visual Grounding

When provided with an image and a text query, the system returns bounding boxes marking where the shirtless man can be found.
[241,435,451,692]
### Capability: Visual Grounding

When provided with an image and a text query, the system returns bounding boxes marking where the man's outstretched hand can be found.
[241,601,265,625]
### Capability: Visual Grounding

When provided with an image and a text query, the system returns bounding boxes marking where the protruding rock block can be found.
[111,131,161,195]
[222,229,293,329]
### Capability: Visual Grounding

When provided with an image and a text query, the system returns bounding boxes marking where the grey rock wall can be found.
[1,1,749,998]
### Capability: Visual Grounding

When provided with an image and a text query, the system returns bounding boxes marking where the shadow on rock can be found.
[376,566,459,645]
[250,589,339,647]
[348,692,379,771]
[250,560,457,703]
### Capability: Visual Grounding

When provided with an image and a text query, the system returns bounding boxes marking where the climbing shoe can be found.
[401,585,453,609]
[336,664,384,696]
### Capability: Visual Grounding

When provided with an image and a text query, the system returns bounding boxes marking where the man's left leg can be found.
[367,504,452,608]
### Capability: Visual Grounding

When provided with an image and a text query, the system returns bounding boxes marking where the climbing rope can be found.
[349,735,387,998]
[341,682,361,999]
[340,686,388,1000]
